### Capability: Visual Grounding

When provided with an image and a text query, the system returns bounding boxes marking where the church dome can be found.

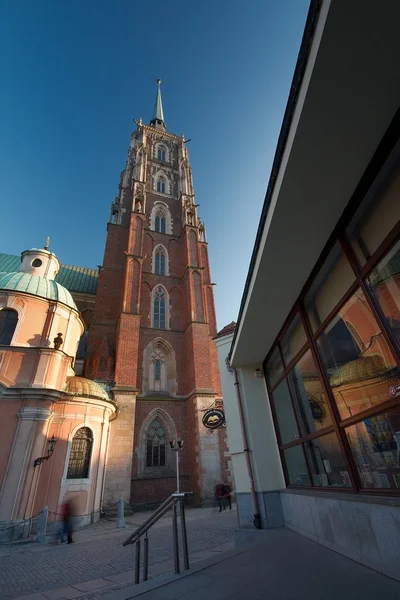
[330,355,390,387]
[0,272,77,310]
[65,376,110,401]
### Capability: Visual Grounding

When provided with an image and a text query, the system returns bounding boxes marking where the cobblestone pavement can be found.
[0,506,237,600]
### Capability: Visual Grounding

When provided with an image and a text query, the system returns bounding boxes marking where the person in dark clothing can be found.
[61,501,74,544]
[215,482,225,512]
[223,483,232,511]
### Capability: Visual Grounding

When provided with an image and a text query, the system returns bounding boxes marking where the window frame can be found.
[145,417,167,468]
[0,308,19,345]
[66,427,94,480]
[264,210,400,496]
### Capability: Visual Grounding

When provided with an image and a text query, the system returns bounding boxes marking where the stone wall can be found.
[281,490,400,582]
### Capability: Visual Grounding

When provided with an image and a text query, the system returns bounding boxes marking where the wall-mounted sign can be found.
[202,408,225,430]
[389,384,400,398]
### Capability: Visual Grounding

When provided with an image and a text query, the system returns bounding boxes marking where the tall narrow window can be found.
[157,178,166,194]
[155,359,161,381]
[154,248,166,275]
[67,427,93,479]
[0,309,18,345]
[157,147,166,161]
[146,418,166,467]
[153,286,166,329]
[155,212,166,233]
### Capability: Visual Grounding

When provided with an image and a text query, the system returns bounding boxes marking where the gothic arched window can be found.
[153,286,166,329]
[157,177,166,194]
[146,418,166,467]
[0,309,18,345]
[157,146,166,161]
[155,207,166,233]
[154,247,166,275]
[67,427,93,479]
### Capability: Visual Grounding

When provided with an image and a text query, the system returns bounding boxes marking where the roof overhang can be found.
[231,0,400,367]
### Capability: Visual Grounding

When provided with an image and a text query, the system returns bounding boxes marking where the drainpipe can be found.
[229,361,261,529]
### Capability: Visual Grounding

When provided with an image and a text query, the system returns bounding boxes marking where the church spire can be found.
[150,78,166,130]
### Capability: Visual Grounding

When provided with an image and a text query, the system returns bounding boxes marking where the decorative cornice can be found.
[137,124,183,142]
[18,407,52,421]
[0,384,62,402]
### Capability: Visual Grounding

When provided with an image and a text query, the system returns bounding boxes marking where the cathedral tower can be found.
[85,80,228,506]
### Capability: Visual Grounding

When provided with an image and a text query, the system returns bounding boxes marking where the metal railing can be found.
[123,492,193,584]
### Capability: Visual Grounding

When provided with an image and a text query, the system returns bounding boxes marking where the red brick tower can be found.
[85,80,227,507]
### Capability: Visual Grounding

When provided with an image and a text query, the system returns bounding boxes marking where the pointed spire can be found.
[150,79,166,130]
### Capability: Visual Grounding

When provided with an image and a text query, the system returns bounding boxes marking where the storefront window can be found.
[316,288,400,419]
[347,168,400,265]
[284,445,310,486]
[287,350,332,434]
[367,239,400,353]
[305,432,351,487]
[280,313,307,366]
[305,243,355,333]
[346,407,400,489]
[265,345,284,387]
[271,378,299,444]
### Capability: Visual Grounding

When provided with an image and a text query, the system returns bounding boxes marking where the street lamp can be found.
[169,440,183,493]
[34,436,57,467]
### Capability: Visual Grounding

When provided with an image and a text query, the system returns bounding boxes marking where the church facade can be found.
[84,80,230,506]
[0,82,230,536]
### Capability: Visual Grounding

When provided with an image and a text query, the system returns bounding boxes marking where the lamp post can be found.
[34,436,57,467]
[169,440,183,493]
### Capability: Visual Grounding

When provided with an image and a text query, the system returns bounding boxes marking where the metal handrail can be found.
[123,492,193,585]
[122,494,175,547]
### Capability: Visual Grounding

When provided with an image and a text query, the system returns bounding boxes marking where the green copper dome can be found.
[0,272,77,310]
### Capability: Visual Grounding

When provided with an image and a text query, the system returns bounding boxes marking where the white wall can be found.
[216,333,285,494]
[216,334,250,494]
[238,367,285,492]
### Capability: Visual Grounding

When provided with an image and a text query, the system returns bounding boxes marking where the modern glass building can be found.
[217,0,400,581]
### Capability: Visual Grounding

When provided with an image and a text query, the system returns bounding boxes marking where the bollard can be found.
[35,506,48,543]
[117,497,126,529]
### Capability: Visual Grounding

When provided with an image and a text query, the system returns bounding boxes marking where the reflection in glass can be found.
[317,288,400,419]
[271,379,299,444]
[346,408,400,489]
[287,350,332,435]
[367,239,400,352]
[284,445,310,486]
[305,433,351,487]
[265,346,284,388]
[304,243,355,333]
[281,313,307,366]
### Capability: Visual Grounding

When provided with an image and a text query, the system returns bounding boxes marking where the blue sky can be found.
[1,0,309,329]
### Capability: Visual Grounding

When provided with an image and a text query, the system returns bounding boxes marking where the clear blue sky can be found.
[1,0,309,329]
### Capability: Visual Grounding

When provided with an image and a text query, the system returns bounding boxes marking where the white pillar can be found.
[0,407,52,521]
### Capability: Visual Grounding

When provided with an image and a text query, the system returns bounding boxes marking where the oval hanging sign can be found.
[202,408,225,429]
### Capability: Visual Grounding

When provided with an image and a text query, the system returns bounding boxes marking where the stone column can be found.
[102,389,137,506]
[0,407,51,521]
[193,395,223,503]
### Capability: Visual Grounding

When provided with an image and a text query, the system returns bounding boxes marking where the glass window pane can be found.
[271,378,299,444]
[317,287,400,420]
[305,432,351,487]
[280,313,307,365]
[347,168,400,265]
[265,346,284,388]
[346,408,400,489]
[367,239,400,352]
[284,445,310,486]
[287,349,332,435]
[305,243,356,333]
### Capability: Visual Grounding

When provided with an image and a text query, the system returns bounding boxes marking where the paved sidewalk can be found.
[0,507,236,600]
[93,528,400,600]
